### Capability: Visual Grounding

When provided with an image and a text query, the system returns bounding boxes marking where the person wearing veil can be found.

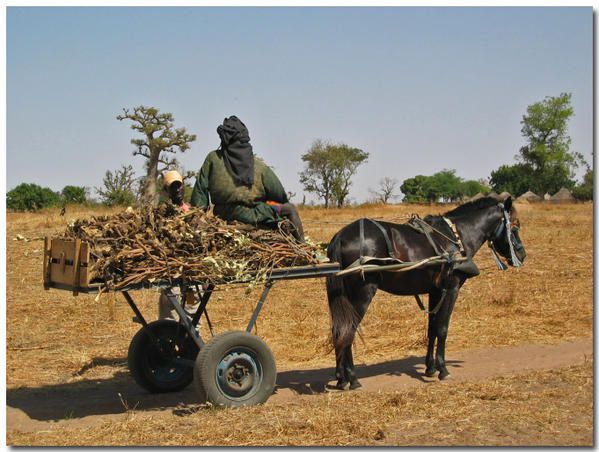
[191,115,304,242]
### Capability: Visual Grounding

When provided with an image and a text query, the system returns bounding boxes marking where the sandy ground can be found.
[7,337,592,434]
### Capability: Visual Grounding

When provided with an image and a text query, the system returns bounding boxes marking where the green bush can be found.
[572,169,593,201]
[61,185,88,204]
[7,183,62,211]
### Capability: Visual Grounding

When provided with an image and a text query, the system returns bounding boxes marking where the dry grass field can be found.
[6,201,593,446]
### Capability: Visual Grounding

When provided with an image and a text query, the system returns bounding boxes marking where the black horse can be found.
[326,196,526,390]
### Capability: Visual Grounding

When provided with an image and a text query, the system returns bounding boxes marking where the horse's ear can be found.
[504,196,513,212]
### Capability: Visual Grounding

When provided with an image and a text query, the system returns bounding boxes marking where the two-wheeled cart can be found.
[43,237,340,407]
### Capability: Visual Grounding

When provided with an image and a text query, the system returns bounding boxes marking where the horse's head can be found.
[488,196,526,268]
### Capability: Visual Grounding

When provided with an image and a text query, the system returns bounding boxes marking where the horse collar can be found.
[442,217,466,256]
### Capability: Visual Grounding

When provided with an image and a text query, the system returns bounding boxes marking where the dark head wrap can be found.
[217,115,254,186]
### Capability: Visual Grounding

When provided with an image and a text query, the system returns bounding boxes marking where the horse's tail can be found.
[326,232,361,350]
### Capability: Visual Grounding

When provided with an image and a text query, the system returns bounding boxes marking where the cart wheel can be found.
[128,320,199,393]
[194,331,276,407]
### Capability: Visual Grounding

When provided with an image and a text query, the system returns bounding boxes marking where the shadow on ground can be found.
[7,354,462,422]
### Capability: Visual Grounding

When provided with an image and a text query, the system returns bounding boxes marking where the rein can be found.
[488,204,522,270]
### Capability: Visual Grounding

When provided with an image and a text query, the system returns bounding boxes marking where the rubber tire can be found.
[194,331,276,407]
[128,320,199,393]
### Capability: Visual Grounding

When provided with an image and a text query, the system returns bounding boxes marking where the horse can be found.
[325,195,526,390]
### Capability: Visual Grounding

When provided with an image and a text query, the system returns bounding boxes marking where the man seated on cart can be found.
[190,115,304,242]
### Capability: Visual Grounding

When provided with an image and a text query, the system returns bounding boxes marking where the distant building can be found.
[550,187,574,203]
[517,191,542,202]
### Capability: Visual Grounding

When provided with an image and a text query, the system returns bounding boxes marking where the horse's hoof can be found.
[326,381,350,391]
[424,368,437,377]
[349,380,362,390]
[438,372,451,381]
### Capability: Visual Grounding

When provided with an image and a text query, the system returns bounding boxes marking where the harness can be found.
[407,215,468,315]
[355,216,469,315]
[488,203,523,270]
[349,203,521,316]
[407,215,466,261]
[359,218,396,262]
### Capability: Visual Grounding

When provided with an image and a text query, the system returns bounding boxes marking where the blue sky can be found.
[6,7,593,203]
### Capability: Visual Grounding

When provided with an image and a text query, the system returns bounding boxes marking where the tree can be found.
[516,92,584,194]
[401,170,462,203]
[299,140,369,208]
[572,168,593,201]
[426,169,464,202]
[461,179,491,197]
[61,185,88,204]
[401,170,489,203]
[117,106,196,206]
[369,177,400,204]
[489,163,534,197]
[96,165,137,206]
[7,183,61,211]
[400,175,429,203]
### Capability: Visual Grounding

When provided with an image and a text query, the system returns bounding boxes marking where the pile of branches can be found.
[62,204,322,289]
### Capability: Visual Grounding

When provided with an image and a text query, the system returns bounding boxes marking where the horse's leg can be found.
[333,338,347,388]
[433,287,459,380]
[424,289,443,377]
[331,280,377,390]
[339,281,377,390]
[345,344,361,389]
[332,342,352,390]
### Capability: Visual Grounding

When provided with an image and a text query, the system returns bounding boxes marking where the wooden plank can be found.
[43,237,51,289]
[72,239,81,296]
[79,242,90,288]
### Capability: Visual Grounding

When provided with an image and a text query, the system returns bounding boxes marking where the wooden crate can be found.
[43,237,93,295]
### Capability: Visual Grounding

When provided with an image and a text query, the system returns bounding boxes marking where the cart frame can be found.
[45,263,341,406]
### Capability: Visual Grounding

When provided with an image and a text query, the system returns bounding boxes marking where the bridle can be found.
[488,202,523,270]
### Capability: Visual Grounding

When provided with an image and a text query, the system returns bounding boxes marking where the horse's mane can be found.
[443,196,501,219]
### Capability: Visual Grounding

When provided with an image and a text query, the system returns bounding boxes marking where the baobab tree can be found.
[117,106,196,206]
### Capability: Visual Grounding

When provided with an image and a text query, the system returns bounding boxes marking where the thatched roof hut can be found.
[550,187,574,203]
[471,192,485,201]
[499,191,512,200]
[517,191,542,202]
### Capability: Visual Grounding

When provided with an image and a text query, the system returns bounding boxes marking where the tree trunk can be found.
[144,149,160,207]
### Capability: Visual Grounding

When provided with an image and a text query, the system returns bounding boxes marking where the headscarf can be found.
[217,115,254,186]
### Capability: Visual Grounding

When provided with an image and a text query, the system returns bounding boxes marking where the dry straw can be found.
[61,203,321,288]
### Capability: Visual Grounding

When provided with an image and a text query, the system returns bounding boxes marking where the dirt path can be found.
[7,337,592,433]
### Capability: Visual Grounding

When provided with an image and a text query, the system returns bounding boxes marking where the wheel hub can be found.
[216,350,262,399]
[148,335,188,381]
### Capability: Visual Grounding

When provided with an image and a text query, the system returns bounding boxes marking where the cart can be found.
[43,237,340,407]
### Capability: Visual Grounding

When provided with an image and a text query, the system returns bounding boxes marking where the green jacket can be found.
[191,150,289,226]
